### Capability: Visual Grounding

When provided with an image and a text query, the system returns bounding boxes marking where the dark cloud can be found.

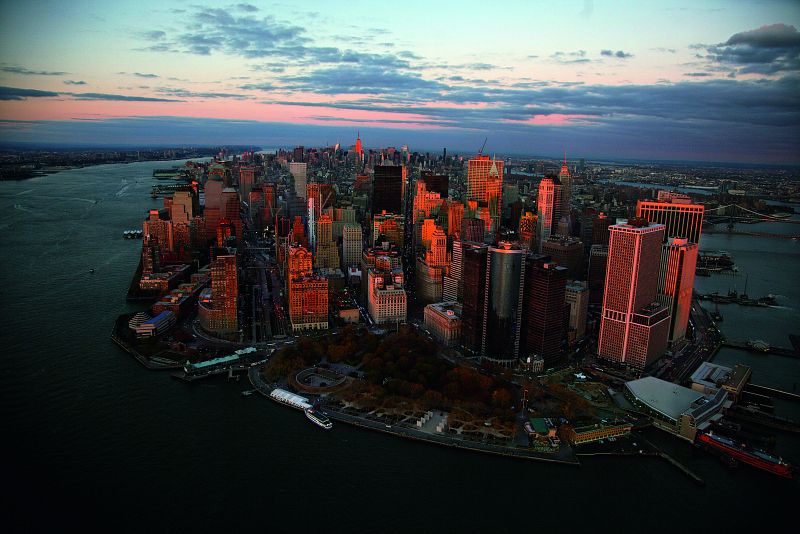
[0,86,60,100]
[70,92,181,102]
[143,30,166,40]
[232,3,259,12]
[278,64,446,95]
[695,24,800,75]
[1,65,68,76]
[154,87,252,99]
[684,72,712,77]
[63,80,87,85]
[652,47,677,54]
[601,49,634,59]
[133,72,159,78]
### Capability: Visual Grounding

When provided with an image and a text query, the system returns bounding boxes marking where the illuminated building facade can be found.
[481,242,526,367]
[198,254,238,339]
[536,176,561,252]
[658,237,698,344]
[635,199,704,244]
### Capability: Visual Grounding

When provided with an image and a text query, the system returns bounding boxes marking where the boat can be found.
[697,431,793,478]
[89,268,95,274]
[305,408,333,430]
[241,389,255,397]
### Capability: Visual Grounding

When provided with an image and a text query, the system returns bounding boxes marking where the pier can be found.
[721,340,799,358]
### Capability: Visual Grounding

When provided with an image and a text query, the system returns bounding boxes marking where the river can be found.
[0,162,796,532]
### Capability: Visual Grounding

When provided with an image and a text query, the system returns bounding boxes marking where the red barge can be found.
[698,431,793,479]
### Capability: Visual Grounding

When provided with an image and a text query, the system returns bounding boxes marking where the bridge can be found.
[703,204,799,239]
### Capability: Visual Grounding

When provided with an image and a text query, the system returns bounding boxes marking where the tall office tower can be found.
[141,235,161,275]
[239,166,256,200]
[412,180,442,224]
[306,182,335,219]
[289,162,307,198]
[341,223,363,268]
[420,218,437,249]
[415,257,445,304]
[635,198,704,244]
[522,261,568,364]
[592,212,612,246]
[519,211,538,249]
[291,216,308,248]
[658,237,698,344]
[542,236,584,280]
[426,227,448,267]
[461,217,485,244]
[558,153,572,216]
[292,146,305,162]
[171,190,195,222]
[203,177,223,241]
[221,188,242,244]
[588,245,609,305]
[198,254,238,339]
[443,238,463,302]
[446,200,464,237]
[373,165,405,214]
[598,219,670,369]
[261,183,276,228]
[460,245,488,353]
[367,260,407,324]
[315,214,339,269]
[354,132,363,161]
[287,245,328,332]
[565,281,589,343]
[216,218,235,247]
[481,242,526,367]
[467,155,503,232]
[536,176,561,252]
[421,171,449,198]
[143,208,174,252]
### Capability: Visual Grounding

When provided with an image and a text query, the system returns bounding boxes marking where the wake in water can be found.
[115,184,131,198]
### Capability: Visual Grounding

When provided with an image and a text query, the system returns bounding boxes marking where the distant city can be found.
[82,136,797,479]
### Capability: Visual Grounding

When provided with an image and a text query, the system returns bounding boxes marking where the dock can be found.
[721,340,798,358]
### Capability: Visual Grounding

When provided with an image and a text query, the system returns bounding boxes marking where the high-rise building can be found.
[198,254,238,339]
[658,237,698,344]
[522,260,568,365]
[341,223,362,268]
[467,155,503,232]
[482,242,526,367]
[592,212,612,246]
[367,261,407,324]
[519,211,538,249]
[238,166,256,200]
[588,245,609,305]
[461,217,485,244]
[424,302,462,347]
[314,215,339,269]
[536,176,561,252]
[598,219,670,369]
[443,238,463,302]
[558,153,572,216]
[446,200,464,237]
[287,245,328,332]
[542,236,584,280]
[460,245,488,353]
[372,211,404,247]
[354,132,363,161]
[289,162,307,198]
[635,199,704,244]
[421,171,449,199]
[373,165,405,214]
[565,281,589,343]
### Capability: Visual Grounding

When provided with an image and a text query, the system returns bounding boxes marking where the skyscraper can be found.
[481,242,526,367]
[565,281,589,343]
[536,176,561,252]
[522,260,568,365]
[542,236,584,280]
[559,153,572,217]
[461,217,485,244]
[341,223,363,268]
[461,245,488,353]
[467,155,503,232]
[287,245,328,332]
[519,211,538,250]
[289,162,307,199]
[635,198,704,244]
[658,237,698,344]
[421,171,449,198]
[598,219,670,369]
[373,164,405,214]
[198,254,238,339]
[588,244,609,305]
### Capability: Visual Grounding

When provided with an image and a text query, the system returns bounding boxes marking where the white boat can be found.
[305,408,333,430]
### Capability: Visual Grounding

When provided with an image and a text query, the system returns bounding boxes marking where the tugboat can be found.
[89,268,95,274]
[305,408,333,430]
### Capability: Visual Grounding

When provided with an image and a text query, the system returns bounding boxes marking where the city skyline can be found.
[0,0,798,163]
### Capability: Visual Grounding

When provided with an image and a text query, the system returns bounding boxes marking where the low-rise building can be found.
[566,422,632,445]
[424,301,462,347]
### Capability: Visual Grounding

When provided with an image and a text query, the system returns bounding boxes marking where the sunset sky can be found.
[1,0,799,163]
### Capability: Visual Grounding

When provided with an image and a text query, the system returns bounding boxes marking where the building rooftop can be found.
[625,376,704,421]
[690,362,732,389]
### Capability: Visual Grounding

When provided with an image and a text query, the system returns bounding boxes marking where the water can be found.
[1,162,797,532]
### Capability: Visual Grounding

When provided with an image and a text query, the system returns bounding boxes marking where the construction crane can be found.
[478,137,487,155]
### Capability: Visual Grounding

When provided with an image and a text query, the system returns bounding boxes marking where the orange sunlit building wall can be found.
[635,198,704,244]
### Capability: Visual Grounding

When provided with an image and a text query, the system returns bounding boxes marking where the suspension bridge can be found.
[703,203,799,239]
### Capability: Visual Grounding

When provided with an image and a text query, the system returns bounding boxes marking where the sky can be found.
[0,0,799,163]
